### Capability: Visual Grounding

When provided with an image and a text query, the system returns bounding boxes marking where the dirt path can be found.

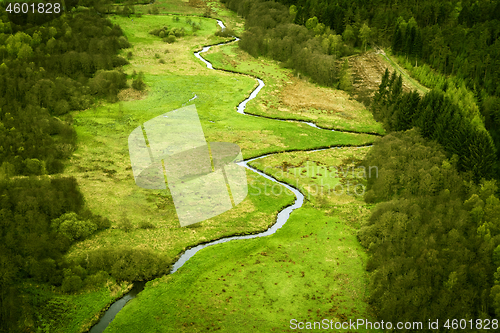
[349,49,429,105]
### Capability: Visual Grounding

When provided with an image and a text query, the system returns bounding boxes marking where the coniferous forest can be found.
[1,0,500,331]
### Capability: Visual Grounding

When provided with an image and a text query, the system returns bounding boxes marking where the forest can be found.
[0,1,157,331]
[358,129,500,326]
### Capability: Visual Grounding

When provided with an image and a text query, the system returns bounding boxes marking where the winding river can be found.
[89,19,371,332]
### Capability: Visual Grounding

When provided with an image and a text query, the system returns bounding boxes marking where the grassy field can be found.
[106,148,381,333]
[65,13,377,262]
[203,43,385,134]
[57,2,383,331]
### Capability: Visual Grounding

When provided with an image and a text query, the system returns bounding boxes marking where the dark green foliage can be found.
[51,212,98,241]
[0,176,113,330]
[88,69,127,99]
[265,0,500,178]
[149,26,185,43]
[0,4,129,331]
[359,130,500,327]
[132,71,146,91]
[372,70,497,182]
[0,5,130,177]
[221,0,350,88]
[80,247,170,281]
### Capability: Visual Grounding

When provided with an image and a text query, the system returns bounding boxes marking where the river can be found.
[89,18,367,332]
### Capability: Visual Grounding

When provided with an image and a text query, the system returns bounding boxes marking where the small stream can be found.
[88,19,369,332]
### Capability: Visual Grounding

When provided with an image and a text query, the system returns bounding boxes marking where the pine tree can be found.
[392,26,403,53]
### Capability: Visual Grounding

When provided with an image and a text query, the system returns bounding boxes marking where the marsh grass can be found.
[26,279,131,333]
[203,43,385,134]
[106,148,380,332]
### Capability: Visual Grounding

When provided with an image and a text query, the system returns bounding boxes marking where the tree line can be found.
[372,69,497,181]
[358,129,500,330]
[221,0,354,88]
[356,67,499,330]
[0,3,132,177]
[269,0,500,180]
[240,0,500,326]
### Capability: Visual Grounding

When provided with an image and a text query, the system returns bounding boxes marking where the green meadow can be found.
[203,43,385,134]
[106,148,381,333]
[58,2,383,331]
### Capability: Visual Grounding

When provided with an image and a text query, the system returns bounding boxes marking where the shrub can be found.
[84,271,109,289]
[25,158,44,175]
[51,212,98,241]
[118,217,133,232]
[164,35,176,43]
[138,220,156,229]
[88,70,127,97]
[132,71,146,91]
[82,247,170,281]
[61,275,82,293]
[117,36,131,48]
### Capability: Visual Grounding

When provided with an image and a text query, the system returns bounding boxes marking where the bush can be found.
[51,212,98,241]
[117,36,131,48]
[164,35,176,43]
[25,158,45,175]
[132,71,146,91]
[88,70,127,97]
[84,271,109,289]
[112,56,129,67]
[118,217,133,232]
[192,23,201,32]
[82,247,170,281]
[61,275,82,293]
[138,220,156,229]
[53,99,70,115]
